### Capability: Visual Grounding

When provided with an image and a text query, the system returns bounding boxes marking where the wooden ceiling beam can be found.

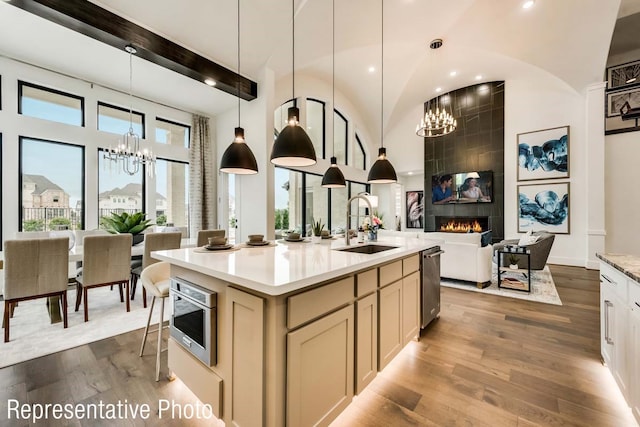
[7,0,258,101]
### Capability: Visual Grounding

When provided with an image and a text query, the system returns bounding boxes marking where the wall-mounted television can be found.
[431,170,493,204]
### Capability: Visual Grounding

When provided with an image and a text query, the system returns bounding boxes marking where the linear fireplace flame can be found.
[439,219,483,233]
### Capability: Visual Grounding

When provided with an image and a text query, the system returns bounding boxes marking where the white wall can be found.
[605,131,640,256]
[0,56,193,241]
[504,74,587,267]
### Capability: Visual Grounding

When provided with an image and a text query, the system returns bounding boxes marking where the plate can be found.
[204,244,234,251]
[246,240,270,246]
[284,237,304,242]
[321,235,334,240]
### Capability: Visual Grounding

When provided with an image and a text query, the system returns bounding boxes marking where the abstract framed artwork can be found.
[517,125,569,181]
[606,86,640,117]
[406,190,424,229]
[607,60,640,90]
[518,182,570,234]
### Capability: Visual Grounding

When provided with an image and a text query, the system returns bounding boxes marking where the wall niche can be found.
[423,81,505,242]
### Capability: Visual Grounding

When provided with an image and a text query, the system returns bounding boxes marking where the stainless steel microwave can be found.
[169,277,217,366]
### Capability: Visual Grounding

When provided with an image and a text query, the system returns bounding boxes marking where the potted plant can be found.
[311,219,324,244]
[507,253,520,269]
[101,211,154,245]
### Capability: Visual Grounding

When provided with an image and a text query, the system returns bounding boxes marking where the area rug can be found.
[0,284,169,368]
[441,265,562,306]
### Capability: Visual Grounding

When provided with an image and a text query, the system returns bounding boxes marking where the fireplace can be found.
[435,216,489,233]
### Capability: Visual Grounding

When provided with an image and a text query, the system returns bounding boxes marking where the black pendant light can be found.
[220,0,258,174]
[367,0,397,184]
[270,0,317,167]
[321,0,346,188]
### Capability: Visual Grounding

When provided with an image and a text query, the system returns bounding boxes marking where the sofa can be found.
[378,230,493,288]
[492,231,555,270]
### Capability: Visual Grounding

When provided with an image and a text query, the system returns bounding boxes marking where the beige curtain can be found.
[189,115,216,236]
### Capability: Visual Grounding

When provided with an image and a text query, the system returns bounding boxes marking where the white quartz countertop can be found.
[152,236,440,296]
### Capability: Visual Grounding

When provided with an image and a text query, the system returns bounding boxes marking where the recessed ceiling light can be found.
[368,66,376,73]
[449,71,457,77]
[435,87,442,93]
[522,0,535,9]
[626,77,637,84]
[475,75,482,80]
[204,78,216,86]
[408,171,413,175]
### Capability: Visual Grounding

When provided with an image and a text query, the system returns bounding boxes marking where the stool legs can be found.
[140,296,156,357]
[156,297,165,382]
[138,295,166,382]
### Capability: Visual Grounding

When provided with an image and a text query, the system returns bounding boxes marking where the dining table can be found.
[0,237,197,324]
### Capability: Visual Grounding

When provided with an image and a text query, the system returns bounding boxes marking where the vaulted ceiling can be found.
[0,0,632,156]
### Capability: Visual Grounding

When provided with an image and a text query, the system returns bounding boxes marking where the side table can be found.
[497,245,531,293]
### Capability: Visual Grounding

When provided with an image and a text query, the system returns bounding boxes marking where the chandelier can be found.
[415,95,457,138]
[416,38,457,138]
[103,45,155,176]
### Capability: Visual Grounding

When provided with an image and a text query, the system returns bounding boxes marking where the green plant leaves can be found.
[100,211,154,235]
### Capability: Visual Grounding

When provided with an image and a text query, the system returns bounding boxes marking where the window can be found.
[274,167,303,237]
[355,134,366,170]
[330,186,347,235]
[98,149,144,224]
[98,101,145,138]
[19,81,84,126]
[306,99,325,159]
[305,174,328,236]
[156,117,190,148]
[228,174,236,244]
[155,158,189,233]
[334,110,348,165]
[20,137,85,231]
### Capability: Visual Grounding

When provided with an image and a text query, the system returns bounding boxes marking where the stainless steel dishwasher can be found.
[421,246,444,328]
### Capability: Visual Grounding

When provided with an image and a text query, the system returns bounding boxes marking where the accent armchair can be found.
[493,231,555,270]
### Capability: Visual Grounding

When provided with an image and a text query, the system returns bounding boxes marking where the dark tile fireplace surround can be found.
[423,81,505,243]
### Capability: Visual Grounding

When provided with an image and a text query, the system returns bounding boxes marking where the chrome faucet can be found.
[346,195,373,245]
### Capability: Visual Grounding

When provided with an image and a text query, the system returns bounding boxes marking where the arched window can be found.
[355,134,366,170]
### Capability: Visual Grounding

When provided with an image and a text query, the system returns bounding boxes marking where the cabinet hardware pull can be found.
[604,300,614,345]
[601,274,613,284]
[426,250,445,258]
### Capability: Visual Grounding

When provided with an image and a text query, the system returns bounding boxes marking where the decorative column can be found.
[585,81,607,269]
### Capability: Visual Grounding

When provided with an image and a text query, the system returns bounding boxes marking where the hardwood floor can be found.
[0,265,635,426]
[333,265,636,427]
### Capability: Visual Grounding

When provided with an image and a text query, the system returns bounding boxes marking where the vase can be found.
[368,231,377,241]
[509,264,519,270]
[311,235,322,244]
[132,233,145,246]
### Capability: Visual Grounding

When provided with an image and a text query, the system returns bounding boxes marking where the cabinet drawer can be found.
[380,260,402,287]
[288,277,354,329]
[168,338,223,418]
[402,255,419,276]
[629,279,640,310]
[600,262,628,302]
[356,269,377,297]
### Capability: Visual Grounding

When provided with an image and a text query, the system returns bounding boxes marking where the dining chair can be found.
[138,261,171,381]
[130,232,181,307]
[3,237,69,342]
[75,234,132,322]
[196,229,225,247]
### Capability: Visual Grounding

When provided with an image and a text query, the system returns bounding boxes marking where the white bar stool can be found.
[139,261,171,381]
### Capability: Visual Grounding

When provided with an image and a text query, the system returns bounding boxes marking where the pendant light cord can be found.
[237,0,241,127]
[292,0,295,100]
[128,48,133,132]
[380,0,384,150]
[332,0,335,158]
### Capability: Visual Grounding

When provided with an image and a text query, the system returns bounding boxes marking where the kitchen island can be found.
[153,236,439,427]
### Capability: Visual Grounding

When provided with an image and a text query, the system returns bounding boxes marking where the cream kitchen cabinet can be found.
[630,304,640,424]
[600,262,629,399]
[378,279,403,370]
[287,305,354,427]
[355,268,378,394]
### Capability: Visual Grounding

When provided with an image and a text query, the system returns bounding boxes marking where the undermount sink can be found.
[335,244,399,254]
